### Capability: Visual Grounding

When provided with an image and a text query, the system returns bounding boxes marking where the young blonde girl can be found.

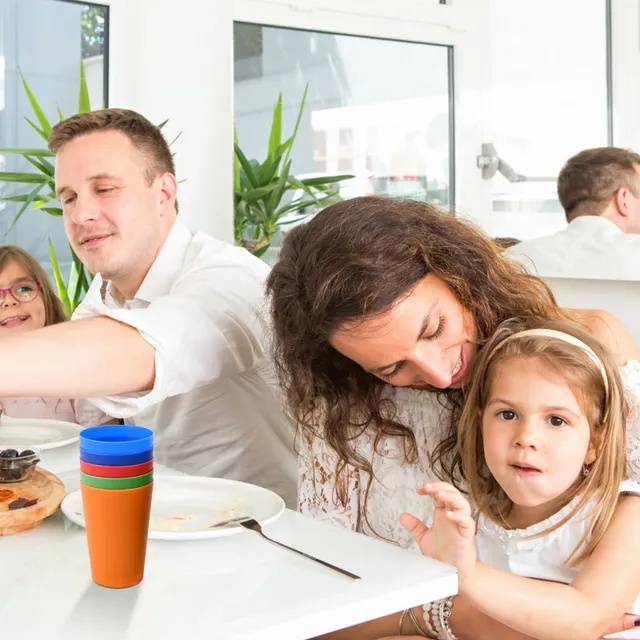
[401,319,640,640]
[0,245,111,426]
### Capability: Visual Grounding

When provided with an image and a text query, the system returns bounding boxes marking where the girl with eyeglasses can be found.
[0,245,112,427]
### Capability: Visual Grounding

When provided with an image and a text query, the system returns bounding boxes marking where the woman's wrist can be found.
[446,594,475,640]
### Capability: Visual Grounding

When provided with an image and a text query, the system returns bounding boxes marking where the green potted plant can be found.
[0,64,93,315]
[234,84,353,258]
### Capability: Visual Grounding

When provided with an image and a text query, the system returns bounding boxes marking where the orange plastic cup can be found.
[81,481,153,588]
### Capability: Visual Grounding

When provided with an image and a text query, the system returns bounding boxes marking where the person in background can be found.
[0,109,296,507]
[506,147,640,279]
[0,245,111,426]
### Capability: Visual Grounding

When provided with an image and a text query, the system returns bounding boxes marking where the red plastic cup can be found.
[80,458,154,478]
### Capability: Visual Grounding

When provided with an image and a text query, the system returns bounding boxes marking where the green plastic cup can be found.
[80,469,153,490]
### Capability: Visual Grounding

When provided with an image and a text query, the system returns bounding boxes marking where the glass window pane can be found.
[233,23,453,244]
[487,0,608,240]
[0,0,108,278]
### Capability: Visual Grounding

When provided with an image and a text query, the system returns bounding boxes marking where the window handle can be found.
[476,143,556,183]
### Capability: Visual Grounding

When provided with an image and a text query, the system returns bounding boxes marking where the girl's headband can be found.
[494,328,609,391]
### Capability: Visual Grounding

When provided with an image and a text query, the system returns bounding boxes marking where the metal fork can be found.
[237,517,361,581]
[209,516,252,528]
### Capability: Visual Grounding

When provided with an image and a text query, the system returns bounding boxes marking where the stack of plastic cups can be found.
[79,426,154,589]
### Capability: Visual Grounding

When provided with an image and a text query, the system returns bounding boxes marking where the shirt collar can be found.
[106,218,193,305]
[568,215,623,234]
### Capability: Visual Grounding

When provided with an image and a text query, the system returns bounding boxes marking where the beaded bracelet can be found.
[407,607,430,637]
[421,601,439,638]
[438,597,459,640]
[429,600,445,638]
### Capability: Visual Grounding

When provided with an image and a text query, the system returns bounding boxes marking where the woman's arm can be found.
[311,600,539,640]
[462,496,640,640]
[312,597,639,640]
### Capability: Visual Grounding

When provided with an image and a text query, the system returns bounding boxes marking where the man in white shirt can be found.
[0,109,296,506]
[506,147,640,279]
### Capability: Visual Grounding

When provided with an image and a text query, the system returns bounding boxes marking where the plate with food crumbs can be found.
[60,476,285,540]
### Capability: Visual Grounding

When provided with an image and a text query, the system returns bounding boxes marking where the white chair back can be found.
[542,277,640,348]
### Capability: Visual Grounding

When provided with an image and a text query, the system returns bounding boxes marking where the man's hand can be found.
[400,481,477,583]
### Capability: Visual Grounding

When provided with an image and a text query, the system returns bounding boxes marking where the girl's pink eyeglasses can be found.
[0,280,41,305]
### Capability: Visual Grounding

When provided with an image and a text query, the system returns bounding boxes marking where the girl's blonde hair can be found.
[0,245,67,326]
[459,318,627,566]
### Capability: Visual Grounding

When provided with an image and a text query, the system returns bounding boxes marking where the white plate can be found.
[60,475,286,540]
[0,417,82,450]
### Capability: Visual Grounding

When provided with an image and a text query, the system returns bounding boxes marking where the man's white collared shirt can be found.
[73,219,297,507]
[505,216,640,280]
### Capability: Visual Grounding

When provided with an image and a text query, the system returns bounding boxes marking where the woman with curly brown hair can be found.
[266,196,640,640]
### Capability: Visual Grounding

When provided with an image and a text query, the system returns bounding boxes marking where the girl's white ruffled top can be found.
[476,478,640,613]
[298,361,640,557]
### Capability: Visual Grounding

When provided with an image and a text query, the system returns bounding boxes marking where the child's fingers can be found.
[417,481,459,497]
[432,489,472,516]
[445,510,476,539]
[400,512,431,546]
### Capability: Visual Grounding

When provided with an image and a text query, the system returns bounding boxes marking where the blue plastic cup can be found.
[80,426,153,456]
[80,447,153,466]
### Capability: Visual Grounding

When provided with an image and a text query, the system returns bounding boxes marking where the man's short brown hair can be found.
[558,147,640,222]
[48,108,176,185]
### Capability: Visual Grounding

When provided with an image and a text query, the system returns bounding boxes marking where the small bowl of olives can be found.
[0,447,41,483]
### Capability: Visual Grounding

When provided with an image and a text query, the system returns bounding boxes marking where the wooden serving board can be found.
[0,468,65,535]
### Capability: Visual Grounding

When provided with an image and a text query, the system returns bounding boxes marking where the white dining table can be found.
[0,444,457,640]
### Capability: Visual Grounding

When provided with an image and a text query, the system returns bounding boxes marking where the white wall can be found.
[106,0,235,242]
[612,1,640,151]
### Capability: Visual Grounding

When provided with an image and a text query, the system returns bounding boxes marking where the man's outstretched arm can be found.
[0,316,155,398]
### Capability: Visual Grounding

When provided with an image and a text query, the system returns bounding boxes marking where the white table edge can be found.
[230,572,458,640]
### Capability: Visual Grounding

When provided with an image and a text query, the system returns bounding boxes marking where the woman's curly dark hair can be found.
[266,197,567,503]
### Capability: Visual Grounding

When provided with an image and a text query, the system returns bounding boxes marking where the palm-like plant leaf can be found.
[0,148,54,157]
[0,68,97,313]
[267,94,282,157]
[0,171,49,184]
[20,70,52,137]
[233,83,354,255]
[23,154,55,177]
[48,239,71,314]
[78,61,91,113]
[41,206,63,216]
[24,117,49,143]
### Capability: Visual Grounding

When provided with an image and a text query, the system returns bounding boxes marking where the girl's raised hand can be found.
[400,481,477,581]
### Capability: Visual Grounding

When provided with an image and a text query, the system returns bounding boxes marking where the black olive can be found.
[19,450,35,457]
[0,449,18,458]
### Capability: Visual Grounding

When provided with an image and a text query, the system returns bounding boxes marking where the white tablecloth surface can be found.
[0,442,457,639]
